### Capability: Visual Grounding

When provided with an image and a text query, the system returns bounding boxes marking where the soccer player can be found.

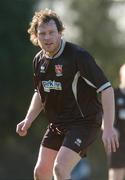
[108,64,125,180]
[16,9,119,180]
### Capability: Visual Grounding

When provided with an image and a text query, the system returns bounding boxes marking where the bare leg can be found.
[34,146,58,180]
[108,168,125,180]
[53,146,81,180]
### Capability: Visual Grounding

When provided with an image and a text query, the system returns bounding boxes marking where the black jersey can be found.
[33,40,111,126]
[114,88,125,141]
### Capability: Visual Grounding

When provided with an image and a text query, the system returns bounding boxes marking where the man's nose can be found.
[44,33,51,40]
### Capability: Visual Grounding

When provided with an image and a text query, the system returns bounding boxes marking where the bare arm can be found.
[16,92,43,136]
[101,87,119,153]
[25,91,43,123]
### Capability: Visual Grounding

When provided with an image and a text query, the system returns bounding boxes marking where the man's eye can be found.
[40,33,45,36]
[50,31,55,35]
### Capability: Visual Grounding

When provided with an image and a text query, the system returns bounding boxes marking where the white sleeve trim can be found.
[97,82,111,93]
[81,75,111,93]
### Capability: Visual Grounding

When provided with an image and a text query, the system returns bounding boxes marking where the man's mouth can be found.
[45,43,53,46]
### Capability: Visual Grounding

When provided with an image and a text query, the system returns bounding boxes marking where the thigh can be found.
[54,146,81,173]
[35,125,65,173]
[35,146,58,172]
[108,168,125,180]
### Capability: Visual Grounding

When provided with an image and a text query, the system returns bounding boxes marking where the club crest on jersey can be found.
[55,64,63,77]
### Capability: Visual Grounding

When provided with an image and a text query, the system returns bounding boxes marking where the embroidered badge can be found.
[74,138,82,147]
[55,64,63,77]
[40,65,45,73]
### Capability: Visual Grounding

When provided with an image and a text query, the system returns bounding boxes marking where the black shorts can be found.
[108,142,125,168]
[41,123,101,158]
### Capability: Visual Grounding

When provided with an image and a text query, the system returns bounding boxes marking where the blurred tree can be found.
[0,0,39,137]
[67,0,125,85]
[0,0,47,179]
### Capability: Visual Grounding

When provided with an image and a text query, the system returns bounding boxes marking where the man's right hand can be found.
[16,119,32,136]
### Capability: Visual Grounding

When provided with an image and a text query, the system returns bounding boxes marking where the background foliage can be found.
[0,0,125,179]
[67,0,125,85]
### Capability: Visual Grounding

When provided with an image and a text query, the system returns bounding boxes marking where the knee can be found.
[34,161,53,180]
[34,164,46,180]
[53,163,64,178]
[34,166,41,180]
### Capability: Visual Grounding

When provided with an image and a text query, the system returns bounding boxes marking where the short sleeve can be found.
[76,49,111,93]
